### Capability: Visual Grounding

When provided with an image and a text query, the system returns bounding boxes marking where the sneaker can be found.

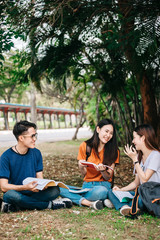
[60,198,72,208]
[52,198,72,210]
[120,205,140,216]
[103,199,114,208]
[90,200,104,210]
[1,202,17,213]
[120,205,131,216]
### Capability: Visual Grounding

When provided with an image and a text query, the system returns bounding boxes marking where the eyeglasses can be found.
[22,133,38,139]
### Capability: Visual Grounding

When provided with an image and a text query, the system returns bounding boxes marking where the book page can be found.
[23,177,69,190]
[81,161,96,169]
[81,161,114,171]
[55,182,69,189]
[113,190,134,202]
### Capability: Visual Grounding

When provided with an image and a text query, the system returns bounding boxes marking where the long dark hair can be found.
[134,124,159,162]
[85,119,118,165]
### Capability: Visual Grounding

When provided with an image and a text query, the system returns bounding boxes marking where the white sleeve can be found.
[147,152,160,172]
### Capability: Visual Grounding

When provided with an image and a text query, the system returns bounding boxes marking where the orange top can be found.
[77,142,119,182]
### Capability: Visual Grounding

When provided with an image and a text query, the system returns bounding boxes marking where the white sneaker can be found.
[1,202,17,213]
[120,204,140,216]
[103,199,114,208]
[52,198,72,210]
[60,198,73,208]
[90,200,104,210]
[120,205,131,216]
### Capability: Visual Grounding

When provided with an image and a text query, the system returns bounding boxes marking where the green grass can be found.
[0,203,159,240]
[55,139,88,146]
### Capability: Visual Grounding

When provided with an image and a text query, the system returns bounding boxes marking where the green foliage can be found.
[86,95,108,131]
[0,25,14,66]
[1,0,159,140]
[0,51,29,102]
[0,1,16,65]
[4,1,160,86]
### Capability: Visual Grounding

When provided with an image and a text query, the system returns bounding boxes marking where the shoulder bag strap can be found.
[130,186,139,217]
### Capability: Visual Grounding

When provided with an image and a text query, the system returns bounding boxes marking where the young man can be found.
[0,120,72,212]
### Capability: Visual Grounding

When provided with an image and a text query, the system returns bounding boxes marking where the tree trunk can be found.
[121,87,134,133]
[157,121,160,145]
[114,96,132,143]
[96,94,100,123]
[72,102,86,140]
[118,0,159,134]
[72,118,86,140]
[92,82,113,119]
[132,81,142,125]
[30,82,37,124]
[7,85,16,103]
[138,74,158,131]
[115,100,126,144]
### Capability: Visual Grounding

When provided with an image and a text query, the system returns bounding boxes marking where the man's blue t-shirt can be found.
[0,148,43,185]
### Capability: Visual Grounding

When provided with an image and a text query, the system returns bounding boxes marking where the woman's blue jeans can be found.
[60,181,111,206]
[3,186,60,210]
[108,189,144,210]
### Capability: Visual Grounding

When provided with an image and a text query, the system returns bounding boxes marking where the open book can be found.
[113,190,134,203]
[23,177,69,191]
[81,160,114,171]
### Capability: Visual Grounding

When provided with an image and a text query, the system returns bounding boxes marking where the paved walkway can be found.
[0,127,92,147]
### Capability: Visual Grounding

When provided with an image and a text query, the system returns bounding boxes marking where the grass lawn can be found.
[0,140,159,240]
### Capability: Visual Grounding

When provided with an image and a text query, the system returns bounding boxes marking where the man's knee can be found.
[3,190,21,204]
[47,186,60,199]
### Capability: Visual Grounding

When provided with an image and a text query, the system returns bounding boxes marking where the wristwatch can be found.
[134,161,139,164]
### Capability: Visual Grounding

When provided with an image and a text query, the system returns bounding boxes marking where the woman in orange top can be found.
[60,119,119,210]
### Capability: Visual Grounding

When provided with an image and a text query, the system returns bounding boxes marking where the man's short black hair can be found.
[13,120,37,140]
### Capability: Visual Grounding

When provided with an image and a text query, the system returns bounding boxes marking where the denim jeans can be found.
[3,186,60,210]
[108,189,144,210]
[60,181,111,206]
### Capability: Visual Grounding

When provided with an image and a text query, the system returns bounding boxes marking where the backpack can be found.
[130,181,160,218]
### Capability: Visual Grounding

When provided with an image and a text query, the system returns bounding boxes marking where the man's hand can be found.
[26,181,39,192]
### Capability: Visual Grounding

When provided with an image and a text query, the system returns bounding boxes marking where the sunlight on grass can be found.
[54,139,87,146]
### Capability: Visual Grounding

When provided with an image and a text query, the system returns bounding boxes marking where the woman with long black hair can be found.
[107,124,160,216]
[60,119,119,210]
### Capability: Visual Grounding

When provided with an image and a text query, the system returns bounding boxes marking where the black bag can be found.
[130,181,160,218]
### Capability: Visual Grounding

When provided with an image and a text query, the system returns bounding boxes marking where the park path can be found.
[0,127,92,147]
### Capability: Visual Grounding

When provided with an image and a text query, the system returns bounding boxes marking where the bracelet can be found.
[134,161,139,165]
